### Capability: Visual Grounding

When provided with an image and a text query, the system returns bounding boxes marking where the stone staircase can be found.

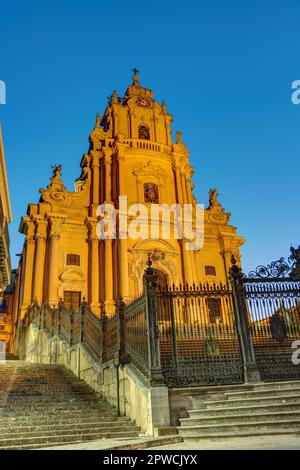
[178,381,300,441]
[0,361,141,449]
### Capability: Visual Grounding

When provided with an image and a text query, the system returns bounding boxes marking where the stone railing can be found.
[122,138,171,155]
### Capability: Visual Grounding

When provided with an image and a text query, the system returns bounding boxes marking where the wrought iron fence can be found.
[102,314,119,363]
[17,246,300,388]
[157,283,244,386]
[82,305,101,360]
[124,294,149,378]
[59,305,71,344]
[243,278,300,381]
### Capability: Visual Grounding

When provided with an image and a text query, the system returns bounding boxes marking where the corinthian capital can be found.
[85,217,99,241]
[49,231,60,241]
[102,147,113,165]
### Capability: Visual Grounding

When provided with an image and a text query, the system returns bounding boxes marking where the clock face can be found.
[136,97,151,108]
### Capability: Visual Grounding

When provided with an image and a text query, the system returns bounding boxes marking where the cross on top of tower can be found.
[132,67,140,87]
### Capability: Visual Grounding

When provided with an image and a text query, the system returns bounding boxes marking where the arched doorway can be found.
[143,269,170,321]
[156,269,168,291]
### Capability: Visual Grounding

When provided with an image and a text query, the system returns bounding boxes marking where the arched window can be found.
[138,125,150,140]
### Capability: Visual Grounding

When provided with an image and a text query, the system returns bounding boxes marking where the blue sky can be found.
[0,0,299,273]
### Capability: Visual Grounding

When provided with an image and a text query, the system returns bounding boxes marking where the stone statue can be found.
[52,164,62,178]
[290,246,300,264]
[95,113,101,128]
[290,245,300,280]
[89,114,104,150]
[112,90,118,104]
[209,188,218,206]
[161,100,167,114]
[176,130,183,144]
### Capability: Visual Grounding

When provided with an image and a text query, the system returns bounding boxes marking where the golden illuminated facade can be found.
[12,71,244,323]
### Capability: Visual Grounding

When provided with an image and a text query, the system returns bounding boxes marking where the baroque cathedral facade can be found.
[10,71,244,329]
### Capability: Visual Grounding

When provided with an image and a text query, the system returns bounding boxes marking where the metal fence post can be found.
[168,294,179,379]
[229,256,261,383]
[116,298,128,366]
[80,300,87,343]
[57,302,62,336]
[144,255,165,386]
[70,309,74,347]
[100,313,108,364]
[51,308,55,337]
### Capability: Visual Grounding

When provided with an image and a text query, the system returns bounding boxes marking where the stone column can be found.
[87,219,100,316]
[90,236,100,314]
[91,152,100,207]
[119,238,129,300]
[223,249,233,282]
[21,236,35,313]
[174,165,184,204]
[117,152,129,301]
[48,230,60,307]
[103,149,114,316]
[32,234,46,304]
[189,249,197,284]
[186,178,193,205]
[104,238,114,316]
[180,239,194,286]
[104,150,112,203]
[181,169,188,204]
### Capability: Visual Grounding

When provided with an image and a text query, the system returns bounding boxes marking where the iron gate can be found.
[157,284,244,387]
[242,256,300,382]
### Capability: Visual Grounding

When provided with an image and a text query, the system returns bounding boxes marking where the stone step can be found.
[0,419,133,432]
[2,395,106,402]
[203,395,300,408]
[180,429,300,441]
[0,382,96,389]
[0,401,113,409]
[0,362,140,448]
[0,430,141,449]
[0,424,141,440]
[0,408,115,417]
[225,387,300,400]
[188,402,300,417]
[180,410,300,426]
[178,419,300,436]
[0,416,129,426]
[252,380,300,391]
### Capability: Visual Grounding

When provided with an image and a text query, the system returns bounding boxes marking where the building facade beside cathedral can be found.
[0,126,12,349]
[10,71,244,340]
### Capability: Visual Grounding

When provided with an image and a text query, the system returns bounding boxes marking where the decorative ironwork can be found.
[247,257,292,279]
[247,246,300,280]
